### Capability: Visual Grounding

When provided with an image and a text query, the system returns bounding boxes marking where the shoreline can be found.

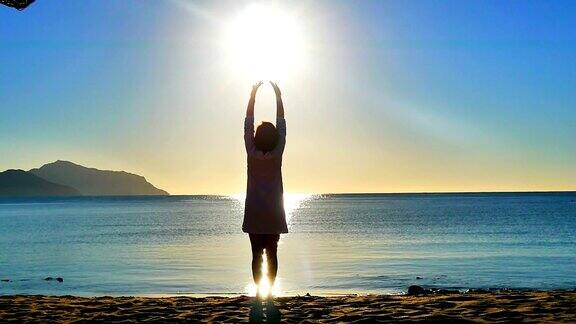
[2,290,575,323]
[2,286,571,299]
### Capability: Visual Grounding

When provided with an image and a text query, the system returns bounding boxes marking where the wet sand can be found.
[1,291,575,323]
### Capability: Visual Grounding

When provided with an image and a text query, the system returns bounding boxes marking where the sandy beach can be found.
[1,290,575,323]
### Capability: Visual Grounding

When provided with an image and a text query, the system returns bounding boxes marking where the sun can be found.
[223,3,306,82]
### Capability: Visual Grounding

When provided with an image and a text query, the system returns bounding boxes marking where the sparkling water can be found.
[1,193,575,296]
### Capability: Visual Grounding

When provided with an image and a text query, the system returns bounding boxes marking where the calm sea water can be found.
[1,193,575,296]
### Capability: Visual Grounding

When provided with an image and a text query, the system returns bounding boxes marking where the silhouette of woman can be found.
[243,81,288,298]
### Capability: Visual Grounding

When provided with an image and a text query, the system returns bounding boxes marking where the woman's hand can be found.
[270,81,284,118]
[251,81,263,97]
[247,81,262,117]
[270,81,281,99]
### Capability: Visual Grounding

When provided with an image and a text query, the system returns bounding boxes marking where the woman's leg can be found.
[265,235,280,286]
[249,234,264,285]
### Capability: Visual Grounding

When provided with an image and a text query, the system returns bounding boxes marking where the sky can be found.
[1,0,575,194]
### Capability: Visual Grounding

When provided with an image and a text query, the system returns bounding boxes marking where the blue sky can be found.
[1,0,575,193]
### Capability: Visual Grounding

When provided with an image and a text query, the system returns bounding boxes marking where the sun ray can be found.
[170,0,221,24]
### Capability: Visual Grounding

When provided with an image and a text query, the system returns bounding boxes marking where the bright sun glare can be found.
[224,3,306,81]
[245,251,282,297]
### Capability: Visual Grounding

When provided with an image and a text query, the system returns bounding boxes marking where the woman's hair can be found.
[254,122,279,153]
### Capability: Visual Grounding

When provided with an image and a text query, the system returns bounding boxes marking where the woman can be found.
[243,81,288,297]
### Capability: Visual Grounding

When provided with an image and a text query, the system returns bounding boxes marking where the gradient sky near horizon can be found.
[1,0,575,194]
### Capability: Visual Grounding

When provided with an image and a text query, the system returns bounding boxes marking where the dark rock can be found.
[468,288,491,293]
[407,285,426,296]
[1,279,10,282]
[429,288,459,294]
[44,277,54,281]
[416,276,423,280]
[56,277,64,283]
[467,288,481,293]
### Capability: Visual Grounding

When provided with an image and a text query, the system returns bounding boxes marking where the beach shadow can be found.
[265,299,282,323]
[249,299,264,323]
[249,298,281,323]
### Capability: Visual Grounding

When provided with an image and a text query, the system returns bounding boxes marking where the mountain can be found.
[29,160,169,196]
[0,169,80,197]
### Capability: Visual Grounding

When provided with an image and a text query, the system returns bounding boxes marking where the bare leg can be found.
[265,245,278,286]
[249,234,265,287]
[251,247,264,285]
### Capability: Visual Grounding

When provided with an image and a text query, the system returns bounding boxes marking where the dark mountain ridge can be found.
[0,169,80,197]
[29,160,168,196]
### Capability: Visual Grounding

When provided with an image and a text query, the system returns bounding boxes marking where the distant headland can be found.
[0,160,168,197]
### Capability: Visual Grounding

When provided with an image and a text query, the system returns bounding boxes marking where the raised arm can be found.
[245,81,262,155]
[270,81,284,118]
[246,81,263,118]
[270,81,286,156]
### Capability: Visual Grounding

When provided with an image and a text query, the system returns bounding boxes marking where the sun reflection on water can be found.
[283,193,312,223]
[230,192,312,224]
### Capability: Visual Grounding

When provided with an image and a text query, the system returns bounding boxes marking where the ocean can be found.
[1,193,575,296]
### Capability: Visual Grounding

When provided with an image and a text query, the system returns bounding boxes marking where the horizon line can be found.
[177,190,576,196]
